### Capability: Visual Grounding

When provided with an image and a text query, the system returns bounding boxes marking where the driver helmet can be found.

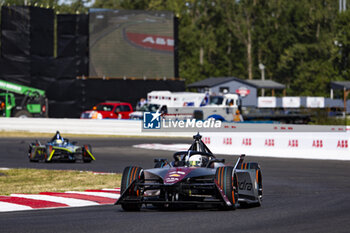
[54,131,64,144]
[188,154,203,167]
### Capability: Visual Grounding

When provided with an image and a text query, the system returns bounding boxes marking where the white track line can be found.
[10,194,99,207]
[65,191,120,199]
[102,188,120,191]
[0,201,32,212]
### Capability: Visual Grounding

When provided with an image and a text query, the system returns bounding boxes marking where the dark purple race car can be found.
[115,133,263,211]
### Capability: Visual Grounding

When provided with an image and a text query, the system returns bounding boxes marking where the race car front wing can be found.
[115,179,233,207]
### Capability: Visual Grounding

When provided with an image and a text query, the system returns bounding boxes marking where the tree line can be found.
[1,0,350,97]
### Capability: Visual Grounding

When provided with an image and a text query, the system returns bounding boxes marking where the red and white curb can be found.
[0,188,120,212]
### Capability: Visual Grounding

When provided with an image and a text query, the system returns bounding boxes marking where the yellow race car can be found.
[28,131,95,163]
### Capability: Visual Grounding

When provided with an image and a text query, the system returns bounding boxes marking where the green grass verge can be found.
[0,168,121,196]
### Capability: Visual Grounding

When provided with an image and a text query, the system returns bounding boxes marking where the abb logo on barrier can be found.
[242,138,252,146]
[223,137,232,145]
[126,32,174,52]
[265,139,275,147]
[203,137,211,145]
[337,140,348,148]
[312,140,323,148]
[288,139,299,147]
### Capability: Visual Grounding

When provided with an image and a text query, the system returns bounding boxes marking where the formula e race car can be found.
[115,133,262,211]
[28,131,95,163]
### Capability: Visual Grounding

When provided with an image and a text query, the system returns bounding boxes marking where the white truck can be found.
[146,91,242,121]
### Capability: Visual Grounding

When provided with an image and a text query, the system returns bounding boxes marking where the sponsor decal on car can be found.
[239,180,252,191]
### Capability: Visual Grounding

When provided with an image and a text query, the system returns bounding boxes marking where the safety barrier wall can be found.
[0,118,349,160]
[0,118,194,137]
[201,132,350,160]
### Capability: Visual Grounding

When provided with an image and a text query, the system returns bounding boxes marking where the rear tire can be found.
[120,166,143,211]
[215,166,238,210]
[28,145,37,162]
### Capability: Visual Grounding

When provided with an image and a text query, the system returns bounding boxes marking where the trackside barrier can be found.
[0,118,194,137]
[201,132,350,160]
[0,118,349,160]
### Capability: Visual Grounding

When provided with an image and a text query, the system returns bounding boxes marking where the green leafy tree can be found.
[2,0,348,96]
[223,0,257,80]
[333,9,350,81]
[272,0,340,96]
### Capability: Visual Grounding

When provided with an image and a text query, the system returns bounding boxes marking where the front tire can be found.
[255,165,263,206]
[45,145,53,162]
[215,166,238,210]
[120,166,143,211]
[82,144,93,163]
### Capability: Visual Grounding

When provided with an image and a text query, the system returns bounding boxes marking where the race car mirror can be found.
[206,158,225,168]
[154,158,168,163]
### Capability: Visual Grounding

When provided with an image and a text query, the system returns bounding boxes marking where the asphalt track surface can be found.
[1,136,350,233]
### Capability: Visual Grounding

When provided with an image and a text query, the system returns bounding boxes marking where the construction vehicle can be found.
[0,80,48,118]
